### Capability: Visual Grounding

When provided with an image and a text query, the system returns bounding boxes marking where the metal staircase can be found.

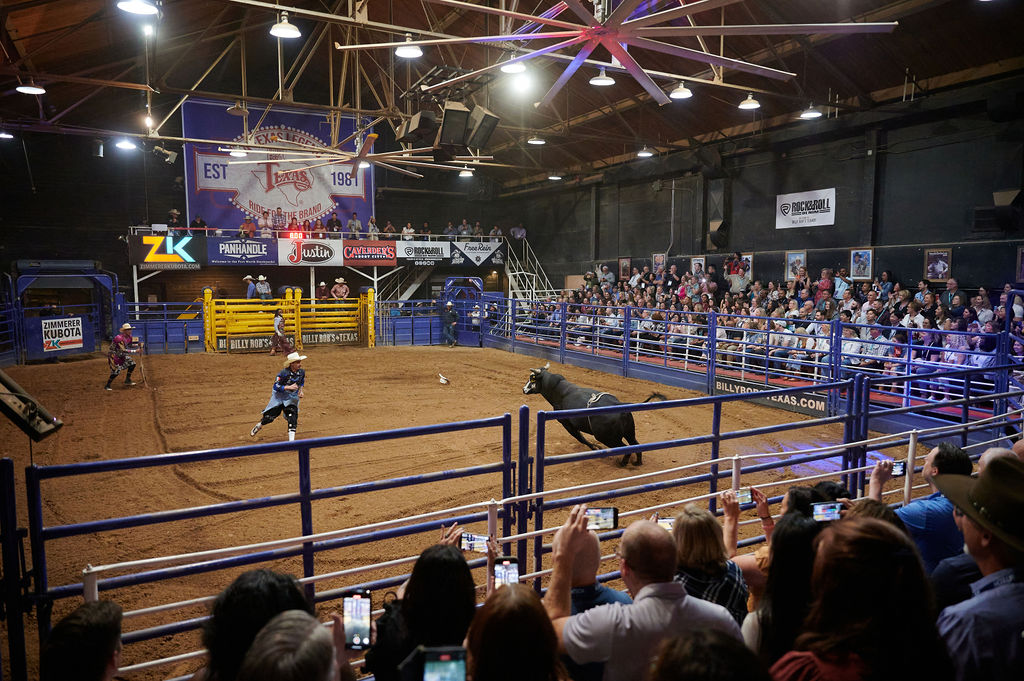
[376,265,434,300]
[505,238,557,300]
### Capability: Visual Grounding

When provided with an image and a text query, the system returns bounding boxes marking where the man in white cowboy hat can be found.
[315,281,329,300]
[105,323,139,390]
[251,351,307,441]
[243,275,256,299]
[442,300,458,347]
[934,456,1024,681]
[330,278,349,300]
[255,274,272,300]
[167,208,183,234]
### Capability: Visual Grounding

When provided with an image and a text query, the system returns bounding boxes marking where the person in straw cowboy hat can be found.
[254,274,273,300]
[251,351,307,441]
[330,277,349,300]
[243,274,257,299]
[933,455,1024,680]
[104,323,140,390]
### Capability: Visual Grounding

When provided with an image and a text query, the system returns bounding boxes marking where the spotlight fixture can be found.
[16,82,46,96]
[116,0,158,15]
[144,115,154,128]
[459,166,474,178]
[115,139,138,150]
[637,146,654,158]
[527,136,546,145]
[142,24,154,37]
[799,104,823,120]
[395,33,422,59]
[228,148,248,158]
[0,131,13,140]
[358,160,370,169]
[738,92,761,110]
[500,58,526,74]
[589,68,615,87]
[226,101,249,117]
[547,171,563,181]
[270,11,301,39]
[668,83,693,100]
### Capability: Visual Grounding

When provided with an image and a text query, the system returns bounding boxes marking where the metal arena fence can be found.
[0,360,1019,680]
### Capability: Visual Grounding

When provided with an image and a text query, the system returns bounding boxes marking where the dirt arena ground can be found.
[0,345,851,679]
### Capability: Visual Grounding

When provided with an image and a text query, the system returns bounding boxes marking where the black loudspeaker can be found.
[437,101,471,146]
[706,177,730,251]
[398,110,438,144]
[464,105,500,148]
[0,369,63,442]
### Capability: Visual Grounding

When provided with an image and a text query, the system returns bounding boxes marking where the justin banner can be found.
[183,100,374,230]
[775,187,835,229]
[276,238,345,267]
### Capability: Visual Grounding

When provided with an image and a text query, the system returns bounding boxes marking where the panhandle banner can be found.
[343,240,397,266]
[713,377,827,417]
[208,237,278,266]
[277,239,345,267]
[776,188,835,229]
[42,317,83,352]
[182,99,374,229]
[129,235,206,270]
[450,241,507,267]
[397,240,450,265]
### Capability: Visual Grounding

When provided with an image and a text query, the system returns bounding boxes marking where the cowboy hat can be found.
[934,456,1024,553]
[283,351,307,368]
[334,277,346,284]
[319,281,326,286]
[120,323,133,331]
[243,275,253,281]
[446,301,454,306]
[168,208,180,216]
[257,275,267,281]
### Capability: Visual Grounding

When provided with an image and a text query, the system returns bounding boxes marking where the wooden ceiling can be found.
[1,0,1022,186]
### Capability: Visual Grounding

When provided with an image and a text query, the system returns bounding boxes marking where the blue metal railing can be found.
[124,301,205,354]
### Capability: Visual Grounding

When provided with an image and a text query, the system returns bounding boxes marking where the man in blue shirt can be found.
[868,442,973,573]
[934,456,1024,681]
[251,352,306,441]
[243,274,256,299]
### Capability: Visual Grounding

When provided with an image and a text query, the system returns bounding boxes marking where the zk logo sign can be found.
[143,235,196,263]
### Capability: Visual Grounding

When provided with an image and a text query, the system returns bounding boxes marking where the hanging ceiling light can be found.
[270,11,301,39]
[226,101,249,117]
[358,160,371,169]
[589,67,615,87]
[116,0,159,15]
[500,58,526,74]
[16,81,46,95]
[527,136,546,145]
[229,148,248,158]
[738,92,761,110]
[799,103,823,120]
[668,82,693,100]
[144,115,154,128]
[547,171,563,181]
[395,33,423,59]
[115,139,138,150]
[637,146,654,158]
[459,166,474,178]
[0,131,14,140]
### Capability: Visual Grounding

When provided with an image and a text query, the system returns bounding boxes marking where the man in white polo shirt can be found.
[543,506,741,681]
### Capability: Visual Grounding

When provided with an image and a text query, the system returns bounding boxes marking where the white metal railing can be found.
[506,237,555,300]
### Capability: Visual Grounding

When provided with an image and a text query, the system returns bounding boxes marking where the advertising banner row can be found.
[129,235,506,270]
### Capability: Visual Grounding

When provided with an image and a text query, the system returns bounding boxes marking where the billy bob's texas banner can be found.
[182,100,374,229]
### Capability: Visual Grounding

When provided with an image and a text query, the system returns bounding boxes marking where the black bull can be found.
[522,366,666,466]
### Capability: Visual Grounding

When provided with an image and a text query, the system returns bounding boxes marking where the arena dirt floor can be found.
[0,345,863,680]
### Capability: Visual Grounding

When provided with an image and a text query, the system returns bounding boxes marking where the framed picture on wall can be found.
[850,248,874,280]
[785,251,806,281]
[690,257,705,276]
[1017,247,1024,282]
[652,252,667,272]
[924,248,951,281]
[618,257,631,281]
[741,252,754,276]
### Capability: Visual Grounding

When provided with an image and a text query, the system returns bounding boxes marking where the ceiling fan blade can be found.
[634,22,899,38]
[423,0,585,30]
[421,37,584,92]
[605,0,649,28]
[332,31,583,51]
[536,40,598,109]
[603,40,672,105]
[349,133,378,178]
[628,36,796,80]
[373,161,424,179]
[623,0,745,30]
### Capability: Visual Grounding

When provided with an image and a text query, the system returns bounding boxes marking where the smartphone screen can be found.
[459,532,489,553]
[735,488,752,504]
[891,460,906,477]
[423,647,467,681]
[656,517,675,532]
[493,557,519,588]
[812,502,842,522]
[342,590,371,650]
[584,507,618,530]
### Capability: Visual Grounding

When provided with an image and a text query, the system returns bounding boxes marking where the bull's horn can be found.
[543,362,550,369]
